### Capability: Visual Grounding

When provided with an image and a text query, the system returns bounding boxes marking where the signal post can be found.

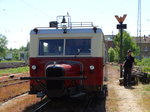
[115,14,127,78]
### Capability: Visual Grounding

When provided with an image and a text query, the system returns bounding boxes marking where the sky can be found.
[0,0,150,49]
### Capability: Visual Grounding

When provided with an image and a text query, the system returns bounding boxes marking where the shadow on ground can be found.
[23,95,106,112]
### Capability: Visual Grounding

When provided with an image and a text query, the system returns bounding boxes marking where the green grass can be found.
[136,58,150,73]
[0,60,25,63]
[0,66,29,76]
[143,84,150,91]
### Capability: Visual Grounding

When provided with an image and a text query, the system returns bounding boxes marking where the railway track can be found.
[30,94,106,112]
[0,79,29,88]
[33,99,52,112]
[0,62,27,69]
[0,76,29,104]
[0,92,29,106]
[0,77,19,83]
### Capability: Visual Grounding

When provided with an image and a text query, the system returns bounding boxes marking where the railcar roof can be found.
[30,28,103,35]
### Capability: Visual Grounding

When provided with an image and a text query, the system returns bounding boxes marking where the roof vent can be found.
[49,21,58,28]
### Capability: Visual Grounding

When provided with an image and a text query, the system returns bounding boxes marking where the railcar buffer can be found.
[20,76,87,80]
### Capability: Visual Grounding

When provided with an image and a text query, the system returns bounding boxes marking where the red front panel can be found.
[29,57,104,87]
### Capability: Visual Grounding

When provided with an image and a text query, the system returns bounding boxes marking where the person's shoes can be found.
[124,84,127,87]
[124,85,128,88]
[125,85,134,89]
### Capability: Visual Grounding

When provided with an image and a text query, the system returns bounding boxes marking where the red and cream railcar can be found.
[22,15,106,98]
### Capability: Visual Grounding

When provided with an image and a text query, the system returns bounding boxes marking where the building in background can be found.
[104,35,115,62]
[133,36,150,58]
[105,35,115,49]
[5,52,13,60]
[105,35,150,60]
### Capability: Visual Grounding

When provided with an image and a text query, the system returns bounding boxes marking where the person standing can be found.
[123,49,134,87]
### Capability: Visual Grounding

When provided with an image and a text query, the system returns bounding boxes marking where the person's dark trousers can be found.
[124,68,132,86]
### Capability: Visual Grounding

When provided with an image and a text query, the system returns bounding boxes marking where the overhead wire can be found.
[17,0,50,18]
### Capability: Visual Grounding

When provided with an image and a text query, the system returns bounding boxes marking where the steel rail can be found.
[0,92,29,106]
[0,78,20,83]
[0,80,29,88]
[33,99,51,112]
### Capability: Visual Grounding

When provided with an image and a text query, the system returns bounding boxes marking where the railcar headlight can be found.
[31,65,37,70]
[62,25,67,29]
[89,65,95,70]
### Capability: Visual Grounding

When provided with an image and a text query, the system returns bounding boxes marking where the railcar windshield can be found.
[39,39,64,55]
[39,39,91,56]
[65,39,91,55]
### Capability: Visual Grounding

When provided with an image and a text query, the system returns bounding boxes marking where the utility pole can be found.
[115,14,127,78]
[137,0,142,59]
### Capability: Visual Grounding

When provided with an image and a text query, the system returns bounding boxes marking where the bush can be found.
[108,47,116,62]
[136,58,150,73]
[143,67,150,73]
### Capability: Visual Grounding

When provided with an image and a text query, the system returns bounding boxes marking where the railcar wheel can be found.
[102,85,108,99]
[96,85,108,100]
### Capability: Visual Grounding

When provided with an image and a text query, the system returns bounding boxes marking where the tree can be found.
[113,31,139,62]
[12,48,19,60]
[7,42,30,61]
[0,34,8,58]
[19,41,30,61]
[108,47,116,62]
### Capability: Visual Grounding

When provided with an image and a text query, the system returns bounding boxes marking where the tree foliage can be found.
[8,42,30,60]
[108,47,116,62]
[19,42,29,51]
[136,58,150,73]
[12,48,20,60]
[113,31,139,61]
[0,34,8,58]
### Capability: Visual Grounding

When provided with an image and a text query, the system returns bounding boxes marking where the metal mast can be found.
[137,0,142,59]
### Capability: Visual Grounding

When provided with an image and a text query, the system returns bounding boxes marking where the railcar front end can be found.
[21,15,107,98]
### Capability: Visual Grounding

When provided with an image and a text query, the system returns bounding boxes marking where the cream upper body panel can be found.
[30,28,104,58]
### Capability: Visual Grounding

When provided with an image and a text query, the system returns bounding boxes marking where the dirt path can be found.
[107,64,144,112]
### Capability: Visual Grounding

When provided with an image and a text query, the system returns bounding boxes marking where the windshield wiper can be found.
[74,49,81,58]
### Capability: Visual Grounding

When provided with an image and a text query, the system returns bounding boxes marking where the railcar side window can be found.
[39,39,64,55]
[65,39,91,55]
